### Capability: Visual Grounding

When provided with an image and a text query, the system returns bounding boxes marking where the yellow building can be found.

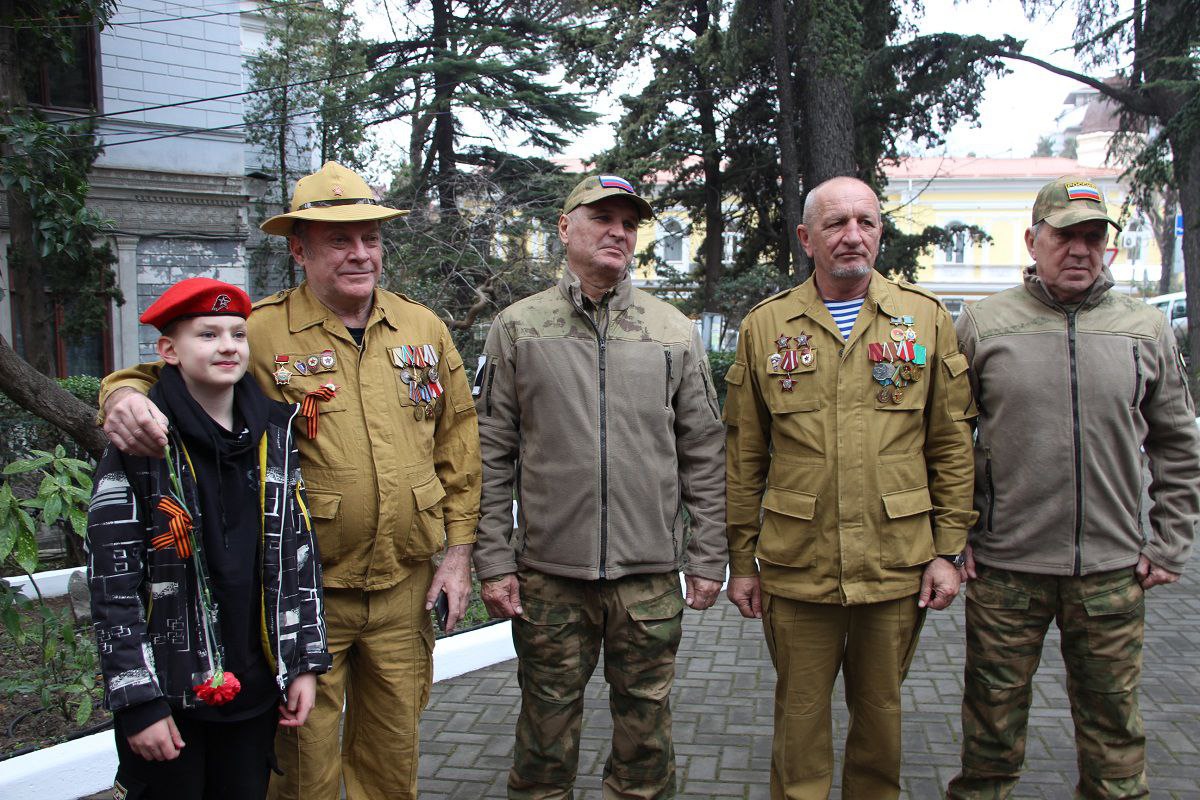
[883,156,1162,314]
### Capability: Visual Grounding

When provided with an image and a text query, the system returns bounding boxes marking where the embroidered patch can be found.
[1065,181,1102,202]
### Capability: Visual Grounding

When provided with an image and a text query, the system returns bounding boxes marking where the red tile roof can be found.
[883,156,1122,180]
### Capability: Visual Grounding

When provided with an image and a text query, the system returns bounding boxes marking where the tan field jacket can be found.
[725,272,977,605]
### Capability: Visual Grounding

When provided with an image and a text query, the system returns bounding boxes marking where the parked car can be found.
[1146,292,1189,364]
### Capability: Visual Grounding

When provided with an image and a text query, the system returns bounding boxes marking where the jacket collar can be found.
[558,265,634,312]
[287,281,398,336]
[1021,265,1114,311]
[784,270,903,321]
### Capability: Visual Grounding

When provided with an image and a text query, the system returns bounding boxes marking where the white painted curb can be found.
[0,618,518,800]
[4,566,79,599]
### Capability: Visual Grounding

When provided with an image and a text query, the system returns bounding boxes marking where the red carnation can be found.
[193,670,241,705]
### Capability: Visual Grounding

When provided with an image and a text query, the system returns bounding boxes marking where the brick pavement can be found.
[418,569,1200,800]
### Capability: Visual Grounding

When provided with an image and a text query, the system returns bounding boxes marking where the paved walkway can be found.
[419,569,1200,799]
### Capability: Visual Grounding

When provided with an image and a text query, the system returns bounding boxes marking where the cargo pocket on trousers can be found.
[966,577,1033,689]
[758,486,818,567]
[404,474,446,559]
[1076,576,1144,693]
[619,588,685,692]
[880,486,935,567]
[515,597,586,703]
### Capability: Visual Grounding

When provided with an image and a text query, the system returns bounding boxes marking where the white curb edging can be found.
[4,566,79,599]
[0,618,518,800]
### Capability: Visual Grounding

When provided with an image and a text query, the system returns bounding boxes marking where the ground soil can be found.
[0,595,110,760]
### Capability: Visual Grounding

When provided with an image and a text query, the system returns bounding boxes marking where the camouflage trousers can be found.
[947,565,1148,800]
[508,569,685,800]
[762,591,925,800]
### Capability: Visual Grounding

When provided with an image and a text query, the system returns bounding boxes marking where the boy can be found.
[88,278,330,800]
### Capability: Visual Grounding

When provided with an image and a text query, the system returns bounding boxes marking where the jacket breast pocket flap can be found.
[762,486,817,520]
[305,491,342,520]
[765,392,821,415]
[881,485,932,519]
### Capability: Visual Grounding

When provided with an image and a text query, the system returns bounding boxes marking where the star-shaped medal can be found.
[780,376,796,392]
[775,333,791,351]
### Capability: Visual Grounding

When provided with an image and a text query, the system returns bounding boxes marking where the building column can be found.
[112,235,140,370]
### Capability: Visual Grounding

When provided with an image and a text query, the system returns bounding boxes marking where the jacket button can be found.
[839,348,845,358]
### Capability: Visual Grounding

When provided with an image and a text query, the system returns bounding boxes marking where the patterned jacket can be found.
[88,400,330,714]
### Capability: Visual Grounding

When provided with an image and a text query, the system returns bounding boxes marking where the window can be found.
[941,224,968,264]
[1171,301,1187,321]
[22,24,99,111]
[722,229,742,266]
[657,218,685,268]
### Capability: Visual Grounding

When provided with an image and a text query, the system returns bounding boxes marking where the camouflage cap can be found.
[261,161,407,236]
[562,174,653,221]
[1032,175,1122,231]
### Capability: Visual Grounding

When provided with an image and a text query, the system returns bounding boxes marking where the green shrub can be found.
[707,350,737,408]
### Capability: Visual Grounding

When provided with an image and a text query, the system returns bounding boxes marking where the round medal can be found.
[877,387,892,403]
[427,367,440,383]
[872,363,892,382]
[414,405,425,421]
[904,329,917,342]
[307,356,319,369]
[400,369,413,384]
[889,327,904,342]
[321,354,336,369]
[891,388,904,404]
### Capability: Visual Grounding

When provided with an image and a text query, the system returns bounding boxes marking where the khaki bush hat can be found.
[562,174,653,221]
[261,161,407,236]
[1032,176,1122,231]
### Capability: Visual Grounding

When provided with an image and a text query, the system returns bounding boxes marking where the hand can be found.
[480,573,523,618]
[960,543,977,582]
[426,543,472,632]
[684,574,722,610]
[726,575,762,619]
[278,672,317,727]
[1135,555,1180,590]
[127,715,185,761]
[920,557,961,610]
[104,387,169,457]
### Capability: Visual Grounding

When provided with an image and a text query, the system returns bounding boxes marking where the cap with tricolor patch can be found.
[562,174,653,221]
[1032,175,1122,231]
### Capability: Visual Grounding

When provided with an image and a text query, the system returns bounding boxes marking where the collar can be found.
[558,265,634,312]
[1021,265,1114,311]
[784,270,903,322]
[287,281,396,336]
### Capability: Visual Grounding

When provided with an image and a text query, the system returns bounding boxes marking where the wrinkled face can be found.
[1027,220,1108,303]
[797,179,882,282]
[289,220,383,311]
[558,197,641,287]
[158,315,249,390]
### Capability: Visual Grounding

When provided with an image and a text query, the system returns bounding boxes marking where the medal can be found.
[320,349,336,370]
[307,355,319,369]
[891,388,904,404]
[273,366,292,386]
[905,329,917,342]
[768,353,782,371]
[427,366,439,384]
[889,327,904,342]
[796,333,810,348]
[800,351,814,367]
[913,344,927,366]
[775,333,791,351]
[294,361,309,376]
[414,405,425,421]
[877,387,893,403]
[872,363,894,383]
[400,369,413,384]
[780,376,795,392]
[780,349,799,372]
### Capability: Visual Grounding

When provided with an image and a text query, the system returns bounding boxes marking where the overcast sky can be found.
[356,0,1114,171]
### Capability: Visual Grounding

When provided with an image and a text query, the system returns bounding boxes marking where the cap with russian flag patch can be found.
[563,174,653,221]
[1032,175,1122,232]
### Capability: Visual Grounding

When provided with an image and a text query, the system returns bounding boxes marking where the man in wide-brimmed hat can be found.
[101,161,482,800]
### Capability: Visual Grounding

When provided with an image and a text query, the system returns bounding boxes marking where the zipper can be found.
[571,294,610,578]
[984,447,995,532]
[1131,342,1142,408]
[485,362,496,416]
[1067,310,1084,576]
[664,349,673,407]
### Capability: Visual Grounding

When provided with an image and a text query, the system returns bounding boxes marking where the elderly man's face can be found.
[797,179,882,282]
[558,197,640,287]
[289,220,383,312]
[1026,219,1108,304]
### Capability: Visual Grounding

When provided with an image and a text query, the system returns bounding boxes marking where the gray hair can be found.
[801,176,879,226]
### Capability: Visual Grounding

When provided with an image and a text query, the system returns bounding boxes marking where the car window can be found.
[1151,302,1168,314]
[1171,301,1187,321]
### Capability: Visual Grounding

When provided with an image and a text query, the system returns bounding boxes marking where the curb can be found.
[0,618,518,800]
[4,566,79,599]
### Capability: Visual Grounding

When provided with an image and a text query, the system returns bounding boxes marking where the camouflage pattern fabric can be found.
[947,565,1148,800]
[508,569,685,800]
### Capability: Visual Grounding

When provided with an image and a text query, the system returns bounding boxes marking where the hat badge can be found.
[212,293,231,312]
[332,185,344,197]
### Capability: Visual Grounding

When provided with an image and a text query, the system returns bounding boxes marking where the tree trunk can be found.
[796,0,859,208]
[0,336,107,460]
[769,0,808,282]
[1172,130,1200,400]
[693,0,723,312]
[1155,192,1178,295]
[430,0,459,219]
[0,1,56,375]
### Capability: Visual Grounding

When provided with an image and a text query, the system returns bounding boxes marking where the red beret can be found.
[140,278,252,331]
